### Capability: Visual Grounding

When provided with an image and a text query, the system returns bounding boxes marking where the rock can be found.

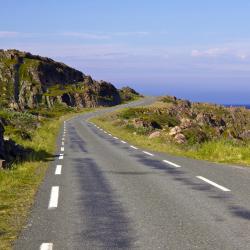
[149,131,161,139]
[0,49,126,110]
[169,126,182,136]
[239,130,250,140]
[174,133,186,144]
[180,118,193,129]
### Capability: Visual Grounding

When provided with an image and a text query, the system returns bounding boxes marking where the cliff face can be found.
[0,49,121,109]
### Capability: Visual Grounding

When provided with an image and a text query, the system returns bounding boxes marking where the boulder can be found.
[239,130,250,140]
[169,126,182,136]
[149,131,161,139]
[174,133,186,144]
[180,118,193,129]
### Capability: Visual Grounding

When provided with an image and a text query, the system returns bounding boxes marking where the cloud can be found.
[191,48,229,57]
[61,32,110,40]
[0,31,19,38]
[113,31,150,36]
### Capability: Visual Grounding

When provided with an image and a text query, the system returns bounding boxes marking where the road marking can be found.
[48,186,59,209]
[113,136,118,139]
[62,141,64,146]
[40,243,53,250]
[121,140,127,144]
[59,154,64,160]
[143,151,154,156]
[163,160,181,168]
[108,133,112,136]
[130,145,138,149]
[61,147,64,152]
[55,165,62,175]
[196,176,231,192]
[104,131,108,134]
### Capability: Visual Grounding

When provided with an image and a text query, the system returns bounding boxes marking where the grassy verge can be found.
[0,108,93,250]
[91,116,250,167]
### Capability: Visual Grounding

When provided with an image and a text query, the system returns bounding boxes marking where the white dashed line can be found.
[121,140,127,144]
[59,154,64,160]
[113,136,118,139]
[40,243,53,250]
[104,131,108,134]
[143,151,154,156]
[48,186,59,209]
[61,147,64,152]
[55,165,62,175]
[108,133,112,136]
[62,141,64,146]
[196,176,231,192]
[130,145,138,150]
[163,160,181,168]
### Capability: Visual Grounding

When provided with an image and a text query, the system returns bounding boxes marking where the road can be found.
[15,97,250,250]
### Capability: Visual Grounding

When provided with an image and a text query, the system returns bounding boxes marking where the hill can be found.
[93,95,250,166]
[0,49,140,110]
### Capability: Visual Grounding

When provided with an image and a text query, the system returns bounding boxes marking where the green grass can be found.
[0,108,93,250]
[91,116,250,167]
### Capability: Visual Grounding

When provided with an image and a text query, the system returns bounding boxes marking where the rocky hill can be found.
[107,95,250,145]
[0,49,139,110]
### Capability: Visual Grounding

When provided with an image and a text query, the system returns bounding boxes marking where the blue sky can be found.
[1,0,250,104]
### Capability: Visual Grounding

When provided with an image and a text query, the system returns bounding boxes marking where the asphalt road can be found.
[14,97,250,250]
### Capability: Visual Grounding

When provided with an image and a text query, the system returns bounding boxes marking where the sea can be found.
[224,104,250,109]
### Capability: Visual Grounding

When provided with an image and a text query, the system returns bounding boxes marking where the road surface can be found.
[15,97,250,250]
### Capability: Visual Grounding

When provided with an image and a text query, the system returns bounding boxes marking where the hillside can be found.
[0,49,140,110]
[0,49,141,165]
[93,95,250,166]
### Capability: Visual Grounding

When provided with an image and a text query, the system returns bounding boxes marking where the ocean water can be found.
[224,104,250,109]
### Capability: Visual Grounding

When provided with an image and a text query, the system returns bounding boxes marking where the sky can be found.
[1,0,250,104]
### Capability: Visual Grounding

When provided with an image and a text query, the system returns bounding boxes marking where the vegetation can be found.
[91,97,250,167]
[0,105,94,250]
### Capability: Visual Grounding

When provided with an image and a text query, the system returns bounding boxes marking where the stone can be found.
[149,131,161,139]
[169,126,182,136]
[174,133,186,144]
[239,130,250,140]
[180,118,193,129]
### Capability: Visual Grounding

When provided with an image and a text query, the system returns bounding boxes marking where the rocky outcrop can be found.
[0,49,127,109]
[119,86,141,102]
[115,95,250,145]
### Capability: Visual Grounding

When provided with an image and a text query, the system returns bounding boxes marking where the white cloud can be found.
[191,47,229,57]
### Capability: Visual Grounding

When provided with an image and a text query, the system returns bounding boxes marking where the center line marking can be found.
[196,176,231,192]
[143,151,154,156]
[59,154,64,160]
[62,142,64,146]
[48,186,59,209]
[121,140,127,144]
[55,165,62,175]
[163,160,181,168]
[61,147,64,152]
[130,145,138,149]
[40,243,53,250]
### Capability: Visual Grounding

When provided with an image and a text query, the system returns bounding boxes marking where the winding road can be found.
[15,97,250,250]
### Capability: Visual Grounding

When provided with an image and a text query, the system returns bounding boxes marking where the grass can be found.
[91,116,250,167]
[0,107,93,250]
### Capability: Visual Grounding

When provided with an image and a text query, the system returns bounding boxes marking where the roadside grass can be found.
[91,116,250,167]
[0,107,93,250]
